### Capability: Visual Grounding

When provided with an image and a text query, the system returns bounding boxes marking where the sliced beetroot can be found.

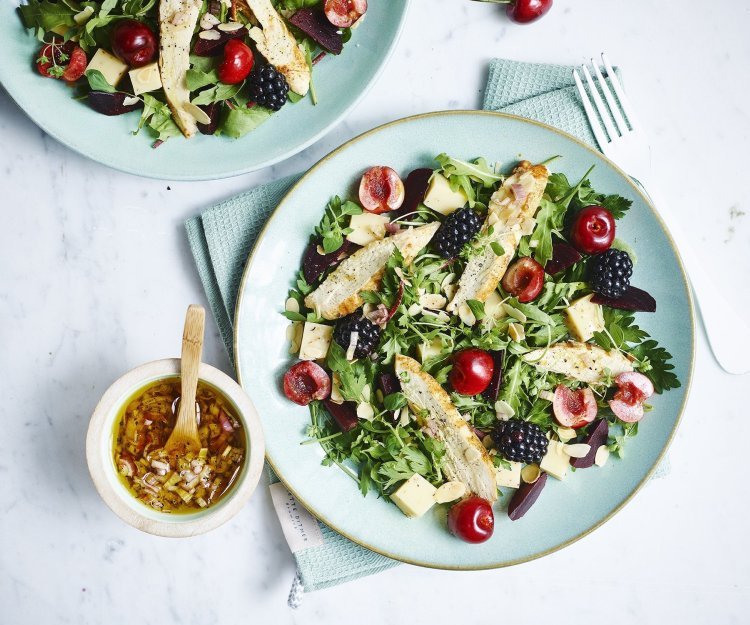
[570,418,608,468]
[377,372,401,397]
[193,26,248,56]
[288,8,343,54]
[87,91,143,116]
[480,350,504,402]
[390,168,433,219]
[591,285,656,313]
[302,238,357,284]
[197,102,222,135]
[544,242,582,275]
[322,398,359,433]
[508,472,548,521]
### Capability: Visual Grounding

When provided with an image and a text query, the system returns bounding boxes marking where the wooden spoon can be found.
[163,305,205,459]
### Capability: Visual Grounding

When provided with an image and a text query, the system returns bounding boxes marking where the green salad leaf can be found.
[220,105,273,139]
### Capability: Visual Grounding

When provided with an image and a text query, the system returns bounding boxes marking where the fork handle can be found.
[635,178,750,375]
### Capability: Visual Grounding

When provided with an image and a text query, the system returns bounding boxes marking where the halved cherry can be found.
[501,256,544,303]
[552,384,597,428]
[324,0,367,28]
[358,166,405,214]
[283,361,331,406]
[609,371,653,423]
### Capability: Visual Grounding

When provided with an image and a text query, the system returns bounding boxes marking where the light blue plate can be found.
[0,1,408,180]
[234,112,695,569]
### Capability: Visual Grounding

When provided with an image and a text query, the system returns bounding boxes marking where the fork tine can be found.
[591,59,629,135]
[601,53,643,132]
[572,69,609,148]
[582,64,619,140]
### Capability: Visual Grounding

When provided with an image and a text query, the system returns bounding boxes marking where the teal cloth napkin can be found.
[185,58,668,604]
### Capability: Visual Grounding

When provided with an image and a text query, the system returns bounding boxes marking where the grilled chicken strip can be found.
[523,341,635,384]
[305,222,439,321]
[447,161,549,314]
[158,0,202,138]
[245,0,311,96]
[395,355,498,502]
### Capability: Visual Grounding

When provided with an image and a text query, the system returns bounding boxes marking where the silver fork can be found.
[574,54,749,375]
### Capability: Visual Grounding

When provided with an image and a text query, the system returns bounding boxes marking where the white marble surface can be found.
[1,1,749,622]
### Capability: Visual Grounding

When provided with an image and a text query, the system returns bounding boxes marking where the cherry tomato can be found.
[359,166,405,214]
[449,348,494,396]
[501,256,545,302]
[447,496,494,544]
[324,0,367,28]
[570,206,615,254]
[552,384,597,429]
[111,20,157,67]
[36,40,75,78]
[61,46,87,82]
[506,0,553,24]
[218,39,254,85]
[283,361,331,406]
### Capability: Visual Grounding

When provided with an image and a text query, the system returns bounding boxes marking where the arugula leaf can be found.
[19,0,76,31]
[220,105,273,139]
[85,69,116,93]
[136,94,181,143]
[191,82,243,105]
[314,196,362,254]
[435,153,502,186]
[466,299,485,320]
[186,68,220,91]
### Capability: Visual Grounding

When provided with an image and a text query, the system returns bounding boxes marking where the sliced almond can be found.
[407,303,422,316]
[330,373,344,404]
[200,12,220,28]
[362,383,371,402]
[502,303,527,323]
[458,303,476,326]
[356,402,375,421]
[441,273,456,290]
[557,427,577,442]
[443,283,458,302]
[198,29,221,40]
[494,399,514,420]
[594,445,610,467]
[508,322,525,342]
[521,464,541,484]
[122,96,140,107]
[419,293,447,310]
[285,297,300,313]
[398,406,411,427]
[184,102,211,125]
[218,21,244,31]
[563,443,592,458]
[434,481,467,504]
[345,331,359,361]
[73,6,94,24]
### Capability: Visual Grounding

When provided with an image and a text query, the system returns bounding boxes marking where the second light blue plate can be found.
[234,111,694,569]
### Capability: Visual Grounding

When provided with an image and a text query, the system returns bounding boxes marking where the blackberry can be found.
[493,419,549,464]
[248,65,289,112]
[589,249,633,298]
[333,311,382,359]
[431,208,482,259]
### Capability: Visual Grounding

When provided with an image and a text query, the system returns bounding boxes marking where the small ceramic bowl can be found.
[86,358,265,537]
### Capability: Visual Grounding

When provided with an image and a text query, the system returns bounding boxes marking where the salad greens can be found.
[284,154,680,506]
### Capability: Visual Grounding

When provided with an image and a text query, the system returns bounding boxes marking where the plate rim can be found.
[0,2,410,181]
[233,110,696,570]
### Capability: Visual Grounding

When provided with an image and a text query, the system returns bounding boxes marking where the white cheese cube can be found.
[423,173,468,215]
[128,62,162,95]
[416,337,443,362]
[87,48,129,87]
[564,294,605,342]
[345,213,389,246]
[298,322,333,361]
[495,461,522,489]
[540,439,569,480]
[391,473,437,518]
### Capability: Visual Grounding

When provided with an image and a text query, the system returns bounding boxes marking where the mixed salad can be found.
[18,0,367,145]
[280,155,680,543]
